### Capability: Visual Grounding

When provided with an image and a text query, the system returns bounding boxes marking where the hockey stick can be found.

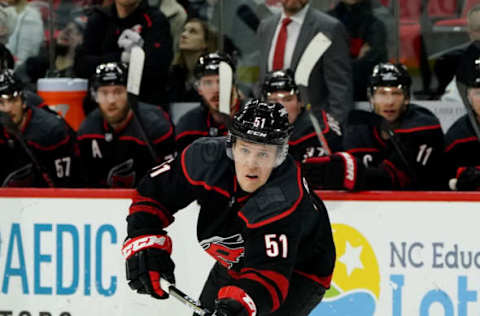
[160,279,212,316]
[219,61,233,116]
[0,112,56,187]
[294,32,333,155]
[127,45,160,162]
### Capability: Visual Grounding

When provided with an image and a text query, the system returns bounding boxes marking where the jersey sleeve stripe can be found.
[27,134,71,151]
[346,147,380,154]
[238,165,303,228]
[152,124,174,144]
[180,145,231,198]
[289,132,316,145]
[77,134,105,140]
[241,268,289,302]
[383,159,409,188]
[229,270,282,311]
[294,270,332,289]
[175,130,209,141]
[394,124,442,134]
[130,193,174,227]
[445,136,478,153]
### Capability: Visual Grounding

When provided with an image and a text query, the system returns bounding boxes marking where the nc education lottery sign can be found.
[313,199,480,316]
[0,191,479,316]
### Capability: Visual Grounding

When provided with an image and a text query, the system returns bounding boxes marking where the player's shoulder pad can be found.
[445,115,473,146]
[77,108,103,136]
[136,102,173,139]
[25,106,70,148]
[291,110,314,141]
[397,104,442,131]
[239,157,303,228]
[175,106,207,135]
[181,137,231,192]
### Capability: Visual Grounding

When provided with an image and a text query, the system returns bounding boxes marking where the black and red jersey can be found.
[445,114,480,178]
[289,109,343,161]
[77,103,175,188]
[343,104,446,190]
[127,137,335,314]
[174,105,229,153]
[0,106,78,187]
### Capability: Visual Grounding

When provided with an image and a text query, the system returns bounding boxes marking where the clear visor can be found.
[267,91,295,103]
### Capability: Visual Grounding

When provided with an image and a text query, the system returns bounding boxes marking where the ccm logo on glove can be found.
[122,235,172,259]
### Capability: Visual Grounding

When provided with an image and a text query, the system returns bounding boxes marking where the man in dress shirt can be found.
[257,0,353,124]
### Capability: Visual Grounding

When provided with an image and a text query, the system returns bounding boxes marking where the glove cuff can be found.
[218,286,257,316]
[335,152,357,191]
[122,234,172,259]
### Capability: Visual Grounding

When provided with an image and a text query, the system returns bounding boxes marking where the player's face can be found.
[0,94,25,126]
[233,139,277,193]
[179,21,207,51]
[96,85,130,125]
[281,0,308,15]
[267,91,301,124]
[197,74,220,111]
[468,87,480,118]
[371,86,408,123]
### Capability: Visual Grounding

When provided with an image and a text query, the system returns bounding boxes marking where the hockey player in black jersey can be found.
[0,69,78,187]
[304,62,446,190]
[174,52,243,153]
[262,69,342,161]
[77,62,175,188]
[445,56,480,191]
[122,99,335,315]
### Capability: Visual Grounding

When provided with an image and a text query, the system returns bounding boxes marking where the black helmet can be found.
[194,51,235,79]
[369,63,411,97]
[262,69,299,99]
[92,62,128,89]
[229,99,292,145]
[0,69,23,99]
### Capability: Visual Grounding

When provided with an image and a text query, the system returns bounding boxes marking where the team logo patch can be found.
[200,234,245,269]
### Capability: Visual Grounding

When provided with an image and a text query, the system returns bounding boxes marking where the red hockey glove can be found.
[211,286,257,316]
[122,234,175,299]
[455,166,480,191]
[303,152,361,190]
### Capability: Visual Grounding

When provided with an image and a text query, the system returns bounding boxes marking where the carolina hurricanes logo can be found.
[200,234,245,269]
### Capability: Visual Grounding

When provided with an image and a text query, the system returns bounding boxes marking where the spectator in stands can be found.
[6,0,44,68]
[0,69,78,187]
[167,17,217,103]
[77,62,175,188]
[175,52,242,153]
[440,4,480,102]
[74,0,173,108]
[329,0,387,101]
[445,56,480,191]
[16,14,86,88]
[148,0,187,55]
[303,63,446,191]
[256,0,353,124]
[0,3,17,45]
[262,69,343,162]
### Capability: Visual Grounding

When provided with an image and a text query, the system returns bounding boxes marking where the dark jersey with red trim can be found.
[0,106,78,187]
[343,104,446,190]
[445,115,480,178]
[77,103,175,188]
[289,109,343,161]
[174,105,228,154]
[128,137,335,314]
